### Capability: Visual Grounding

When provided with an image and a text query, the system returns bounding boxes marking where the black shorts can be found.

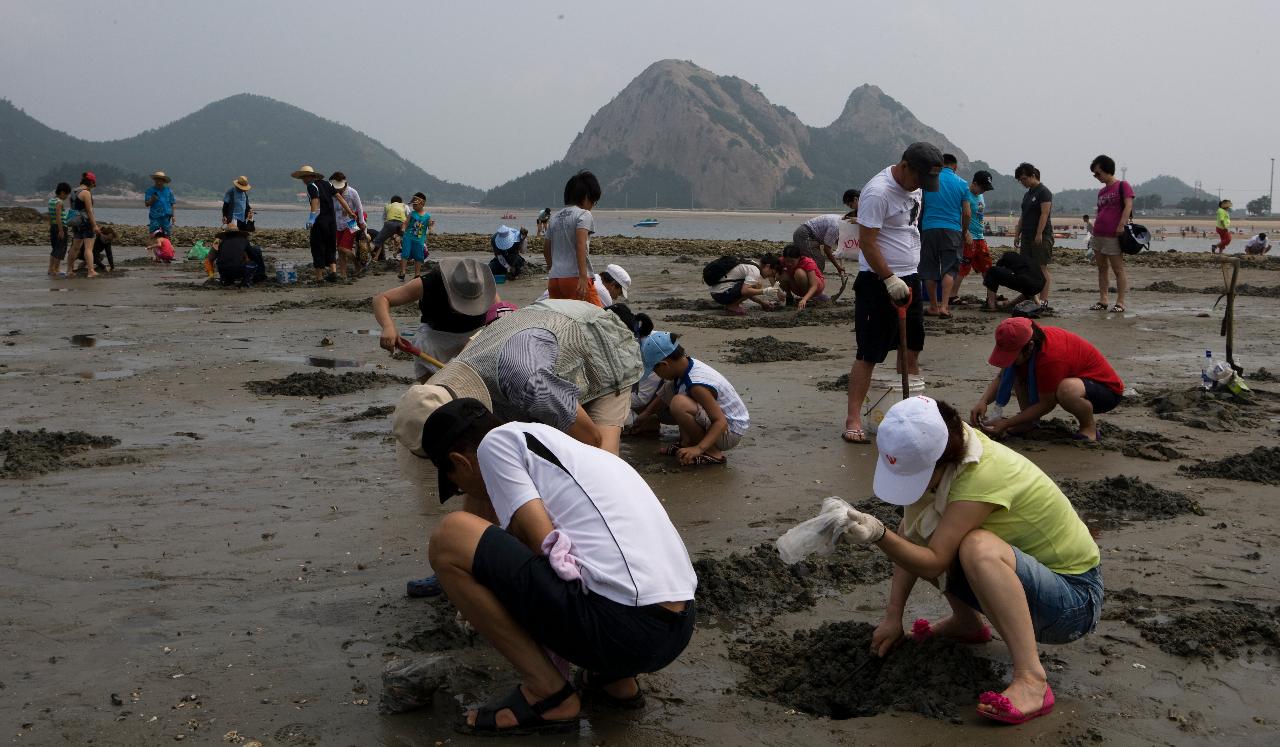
[984,266,1044,297]
[49,225,67,259]
[711,281,745,305]
[1082,378,1123,414]
[853,271,924,363]
[310,218,337,268]
[471,525,695,680]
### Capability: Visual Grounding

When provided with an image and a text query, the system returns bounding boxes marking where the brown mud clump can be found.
[1060,475,1203,527]
[1142,387,1271,431]
[653,296,723,312]
[692,542,890,621]
[1,429,121,478]
[735,621,1005,719]
[664,305,851,331]
[727,336,829,364]
[1015,418,1184,461]
[816,373,849,392]
[1179,446,1280,485]
[341,405,395,422]
[244,371,412,398]
[1132,604,1280,660]
[1248,367,1277,382]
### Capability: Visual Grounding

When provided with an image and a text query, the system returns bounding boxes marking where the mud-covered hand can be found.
[871,618,905,658]
[882,274,910,304]
[842,508,886,545]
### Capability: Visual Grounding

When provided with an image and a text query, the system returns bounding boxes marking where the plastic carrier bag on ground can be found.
[776,496,855,564]
[186,240,210,261]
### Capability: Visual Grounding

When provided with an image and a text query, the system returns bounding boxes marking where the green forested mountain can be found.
[0,95,482,203]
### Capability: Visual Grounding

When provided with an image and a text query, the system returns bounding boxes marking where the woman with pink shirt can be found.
[1087,155,1134,313]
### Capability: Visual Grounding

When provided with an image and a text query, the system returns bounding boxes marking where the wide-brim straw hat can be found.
[291,165,323,180]
[150,171,171,183]
[391,365,492,502]
[440,258,498,316]
[232,176,252,191]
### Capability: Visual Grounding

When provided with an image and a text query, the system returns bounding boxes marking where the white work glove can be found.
[842,508,886,545]
[882,274,910,304]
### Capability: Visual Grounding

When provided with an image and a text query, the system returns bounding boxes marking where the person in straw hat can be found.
[143,171,176,237]
[372,257,501,380]
[416,397,696,735]
[221,175,254,231]
[834,395,1103,725]
[291,165,353,282]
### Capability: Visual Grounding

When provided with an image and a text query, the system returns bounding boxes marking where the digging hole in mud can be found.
[1015,418,1184,461]
[1179,446,1280,485]
[1141,387,1275,432]
[1060,475,1204,528]
[1,429,121,478]
[734,620,1006,719]
[244,371,412,397]
[693,522,894,622]
[662,305,851,331]
[726,336,829,364]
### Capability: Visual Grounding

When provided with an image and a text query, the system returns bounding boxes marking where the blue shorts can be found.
[401,239,426,262]
[946,545,1103,644]
[148,215,172,236]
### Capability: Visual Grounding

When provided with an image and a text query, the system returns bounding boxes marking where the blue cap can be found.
[641,331,679,378]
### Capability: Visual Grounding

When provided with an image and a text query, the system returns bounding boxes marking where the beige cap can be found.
[150,170,171,183]
[391,365,492,495]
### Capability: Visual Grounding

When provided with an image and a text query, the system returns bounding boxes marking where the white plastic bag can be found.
[833,219,860,260]
[776,496,855,564]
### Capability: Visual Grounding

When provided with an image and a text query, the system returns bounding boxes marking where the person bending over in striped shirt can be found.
[636,332,750,466]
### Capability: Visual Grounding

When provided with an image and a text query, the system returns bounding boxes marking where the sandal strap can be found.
[530,681,576,716]
[475,685,540,729]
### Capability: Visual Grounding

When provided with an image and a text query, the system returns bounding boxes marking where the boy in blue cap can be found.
[636,332,749,466]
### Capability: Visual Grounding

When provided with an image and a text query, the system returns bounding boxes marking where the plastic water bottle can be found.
[989,403,1004,420]
[1200,350,1215,390]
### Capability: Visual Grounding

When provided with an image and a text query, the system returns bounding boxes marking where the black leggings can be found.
[310,218,337,268]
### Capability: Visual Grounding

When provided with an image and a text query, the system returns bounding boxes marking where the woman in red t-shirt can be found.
[968,318,1124,442]
[762,245,824,309]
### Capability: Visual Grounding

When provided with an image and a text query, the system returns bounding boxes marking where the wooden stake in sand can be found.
[1216,257,1243,375]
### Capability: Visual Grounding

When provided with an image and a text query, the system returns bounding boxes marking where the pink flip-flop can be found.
[911,618,993,644]
[977,685,1055,725]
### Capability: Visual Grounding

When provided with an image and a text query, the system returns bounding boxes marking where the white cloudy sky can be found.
[2,0,1275,200]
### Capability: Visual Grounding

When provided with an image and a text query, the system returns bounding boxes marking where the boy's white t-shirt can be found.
[712,263,761,295]
[477,422,697,607]
[856,166,922,276]
[546,206,595,279]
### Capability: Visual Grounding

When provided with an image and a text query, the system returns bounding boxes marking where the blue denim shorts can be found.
[946,546,1103,644]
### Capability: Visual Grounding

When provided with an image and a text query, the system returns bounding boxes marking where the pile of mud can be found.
[664,306,850,331]
[1016,418,1184,461]
[734,621,1005,719]
[1143,386,1268,431]
[1142,280,1200,294]
[1249,367,1277,382]
[1059,475,1203,526]
[260,297,393,315]
[653,297,723,312]
[726,336,829,364]
[244,371,412,397]
[1133,605,1280,660]
[923,317,994,336]
[1141,280,1280,298]
[1179,446,1280,484]
[1,429,120,478]
[816,373,849,392]
[692,542,891,621]
[395,601,479,653]
[341,405,395,422]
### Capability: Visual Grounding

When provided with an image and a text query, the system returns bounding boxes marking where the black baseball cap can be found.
[902,142,944,192]
[420,397,493,502]
[973,170,995,191]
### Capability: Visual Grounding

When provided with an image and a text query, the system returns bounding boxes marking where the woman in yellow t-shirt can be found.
[1211,199,1233,253]
[840,396,1102,726]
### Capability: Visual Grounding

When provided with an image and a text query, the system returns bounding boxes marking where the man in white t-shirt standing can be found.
[422,399,697,736]
[842,142,943,444]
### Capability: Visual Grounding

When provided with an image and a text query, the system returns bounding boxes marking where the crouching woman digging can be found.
[422,399,697,736]
[844,395,1102,725]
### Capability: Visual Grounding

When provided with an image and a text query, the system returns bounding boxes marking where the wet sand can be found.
[3,238,1280,745]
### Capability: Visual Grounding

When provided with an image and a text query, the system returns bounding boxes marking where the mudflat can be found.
[2,239,1279,745]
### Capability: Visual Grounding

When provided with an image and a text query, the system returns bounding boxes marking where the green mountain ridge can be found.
[0,95,482,204]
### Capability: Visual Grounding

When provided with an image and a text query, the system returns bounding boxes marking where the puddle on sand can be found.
[174,306,199,312]
[49,288,71,293]
[75,369,136,380]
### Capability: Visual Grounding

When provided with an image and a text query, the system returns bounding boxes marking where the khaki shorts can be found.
[1093,235,1123,257]
[583,389,630,428]
[1019,236,1054,266]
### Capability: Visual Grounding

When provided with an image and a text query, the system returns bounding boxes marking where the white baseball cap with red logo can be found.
[873,395,950,506]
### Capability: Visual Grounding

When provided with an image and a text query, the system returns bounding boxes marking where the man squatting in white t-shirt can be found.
[842,142,944,445]
[420,398,698,736]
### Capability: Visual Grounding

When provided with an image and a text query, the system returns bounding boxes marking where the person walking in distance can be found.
[842,142,942,444]
[1211,200,1233,253]
[1087,155,1134,313]
[917,153,971,318]
[1013,163,1054,310]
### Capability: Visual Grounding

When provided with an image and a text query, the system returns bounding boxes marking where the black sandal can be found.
[455,682,579,737]
[575,670,646,710]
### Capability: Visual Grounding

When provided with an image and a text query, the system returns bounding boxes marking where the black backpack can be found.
[703,255,746,286]
[1113,181,1149,255]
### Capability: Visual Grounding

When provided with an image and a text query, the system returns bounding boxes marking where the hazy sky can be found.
[3,0,1275,201]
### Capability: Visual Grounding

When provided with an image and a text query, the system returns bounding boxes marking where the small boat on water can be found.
[634,218,659,227]
[501,212,517,220]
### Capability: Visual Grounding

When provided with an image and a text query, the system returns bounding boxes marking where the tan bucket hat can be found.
[232,175,252,191]
[150,170,171,183]
[440,258,498,316]
[290,165,323,180]
[391,365,492,500]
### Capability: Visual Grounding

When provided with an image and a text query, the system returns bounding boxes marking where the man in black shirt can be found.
[983,251,1045,310]
[1013,162,1054,309]
[292,164,353,282]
